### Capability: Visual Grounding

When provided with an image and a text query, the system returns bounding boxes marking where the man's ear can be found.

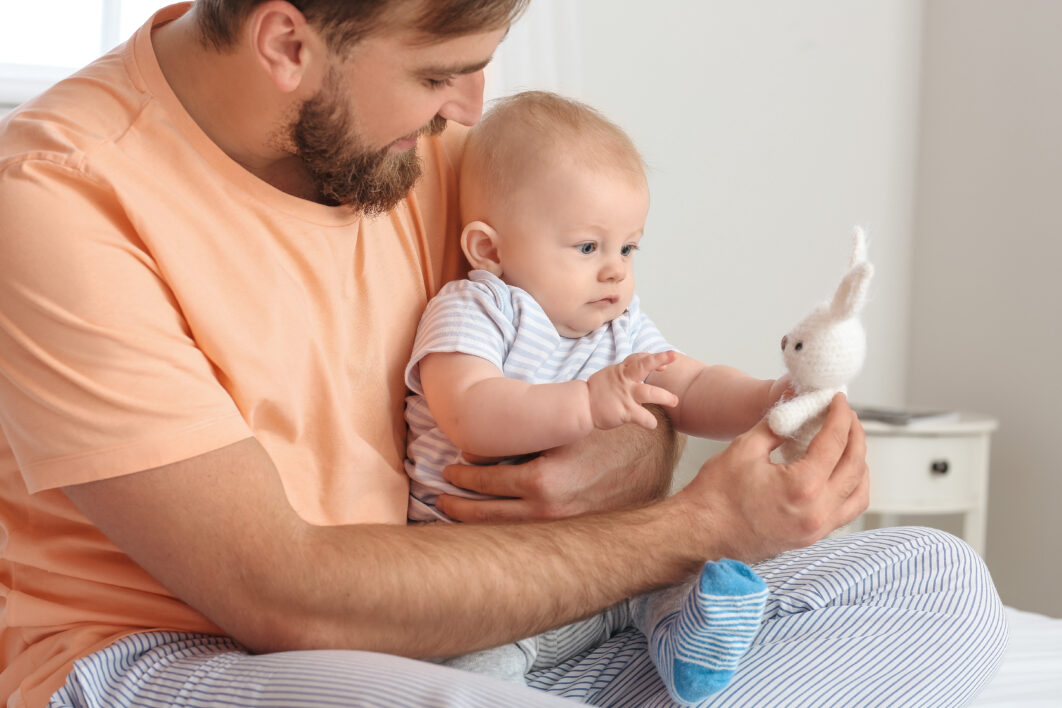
[249,1,320,94]
[461,221,503,276]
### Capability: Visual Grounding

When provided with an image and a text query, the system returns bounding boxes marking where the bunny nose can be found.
[781,336,788,351]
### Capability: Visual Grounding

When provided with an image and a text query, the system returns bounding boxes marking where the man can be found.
[0,2,1006,706]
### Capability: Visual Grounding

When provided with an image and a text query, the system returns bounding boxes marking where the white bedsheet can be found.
[971,606,1062,706]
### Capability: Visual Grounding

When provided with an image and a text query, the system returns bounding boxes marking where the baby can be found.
[404,91,786,704]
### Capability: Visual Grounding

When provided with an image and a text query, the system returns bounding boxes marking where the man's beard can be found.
[291,73,447,213]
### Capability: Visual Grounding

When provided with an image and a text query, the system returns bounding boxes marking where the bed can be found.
[970,606,1062,706]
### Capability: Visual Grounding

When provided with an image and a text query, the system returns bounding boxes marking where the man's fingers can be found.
[828,463,871,530]
[799,393,853,475]
[839,408,867,479]
[827,408,868,498]
[738,416,786,455]
[436,494,531,523]
[443,462,525,498]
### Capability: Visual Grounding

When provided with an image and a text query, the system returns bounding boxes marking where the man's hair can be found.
[462,90,646,213]
[195,0,527,53]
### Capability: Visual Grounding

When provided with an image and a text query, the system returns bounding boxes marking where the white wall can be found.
[909,0,1062,617]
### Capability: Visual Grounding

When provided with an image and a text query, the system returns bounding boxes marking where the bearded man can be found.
[0,2,1005,707]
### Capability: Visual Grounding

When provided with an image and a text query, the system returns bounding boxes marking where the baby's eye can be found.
[621,244,638,257]
[577,242,596,255]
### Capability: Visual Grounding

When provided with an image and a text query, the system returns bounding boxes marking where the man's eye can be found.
[578,243,596,255]
[426,76,455,90]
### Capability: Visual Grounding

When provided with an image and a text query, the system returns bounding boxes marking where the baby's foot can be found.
[650,559,767,705]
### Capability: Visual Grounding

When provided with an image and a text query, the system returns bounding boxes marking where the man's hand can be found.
[437,405,682,522]
[670,393,870,564]
[587,351,678,430]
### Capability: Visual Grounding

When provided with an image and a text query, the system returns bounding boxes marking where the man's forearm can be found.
[68,398,870,661]
[64,437,703,660]
[645,403,685,499]
[284,407,689,657]
[284,503,705,657]
[603,403,683,506]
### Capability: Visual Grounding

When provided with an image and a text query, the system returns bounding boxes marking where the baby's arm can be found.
[419,350,678,458]
[767,388,835,437]
[647,354,782,440]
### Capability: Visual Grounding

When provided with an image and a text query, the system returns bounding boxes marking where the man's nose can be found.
[438,71,485,126]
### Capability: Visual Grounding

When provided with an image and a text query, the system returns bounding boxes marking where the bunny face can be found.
[781,305,866,390]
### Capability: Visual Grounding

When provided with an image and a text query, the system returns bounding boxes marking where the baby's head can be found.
[459,91,649,338]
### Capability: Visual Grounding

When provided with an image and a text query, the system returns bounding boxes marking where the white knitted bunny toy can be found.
[769,227,874,463]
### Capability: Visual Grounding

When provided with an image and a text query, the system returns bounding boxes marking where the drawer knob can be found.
[930,459,950,475]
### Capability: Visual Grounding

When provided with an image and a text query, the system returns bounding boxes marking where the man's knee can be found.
[901,526,1008,649]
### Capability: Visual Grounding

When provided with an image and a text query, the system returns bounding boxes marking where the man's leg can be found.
[49,631,578,707]
[527,527,1008,707]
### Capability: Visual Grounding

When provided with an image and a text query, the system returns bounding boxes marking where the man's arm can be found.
[63,434,693,657]
[64,395,867,658]
[64,394,867,658]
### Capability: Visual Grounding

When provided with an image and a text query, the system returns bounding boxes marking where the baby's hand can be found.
[587,351,679,430]
[768,373,795,406]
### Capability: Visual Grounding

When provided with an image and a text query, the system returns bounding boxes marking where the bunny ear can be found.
[830,226,873,319]
[831,261,874,319]
[850,226,869,268]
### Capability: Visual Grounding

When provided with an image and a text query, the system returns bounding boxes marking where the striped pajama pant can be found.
[49,527,1008,708]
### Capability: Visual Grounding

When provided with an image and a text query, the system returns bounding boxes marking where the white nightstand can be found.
[853,414,998,556]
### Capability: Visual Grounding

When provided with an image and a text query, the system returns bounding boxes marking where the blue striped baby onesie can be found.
[403,269,672,521]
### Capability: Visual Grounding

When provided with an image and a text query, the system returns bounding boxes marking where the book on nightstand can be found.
[853,405,961,427]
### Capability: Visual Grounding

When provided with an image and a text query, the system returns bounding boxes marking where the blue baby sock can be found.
[638,559,768,705]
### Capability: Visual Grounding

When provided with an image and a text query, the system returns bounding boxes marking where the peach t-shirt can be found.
[0,4,466,706]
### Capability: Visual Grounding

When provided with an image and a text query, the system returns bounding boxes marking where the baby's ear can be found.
[461,221,503,276]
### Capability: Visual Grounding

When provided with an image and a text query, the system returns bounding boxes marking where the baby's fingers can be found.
[634,382,679,409]
[631,405,660,430]
[621,350,677,382]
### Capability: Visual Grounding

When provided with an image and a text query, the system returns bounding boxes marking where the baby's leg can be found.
[440,606,629,683]
[438,638,537,685]
[630,559,767,705]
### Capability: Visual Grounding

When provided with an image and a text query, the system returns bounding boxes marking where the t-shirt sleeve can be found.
[0,158,252,492]
[403,274,515,395]
[627,296,675,355]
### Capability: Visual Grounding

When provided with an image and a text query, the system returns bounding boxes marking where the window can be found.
[483,0,581,103]
[0,0,580,108]
[0,1,167,106]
